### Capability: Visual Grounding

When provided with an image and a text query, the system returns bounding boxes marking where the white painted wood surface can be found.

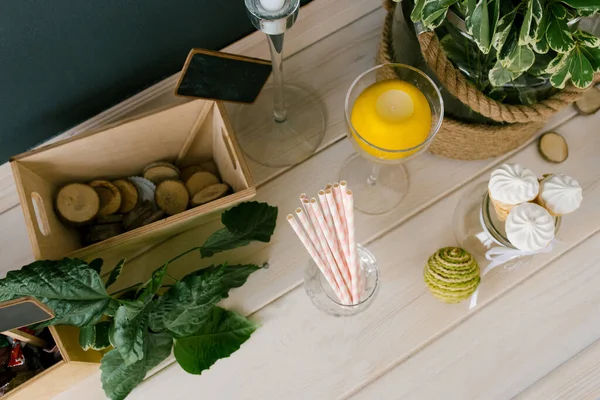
[0,1,598,399]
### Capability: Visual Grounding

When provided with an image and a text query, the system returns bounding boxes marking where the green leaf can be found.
[421,1,450,29]
[80,321,113,351]
[519,0,534,46]
[464,0,477,34]
[411,0,426,22]
[546,18,575,53]
[569,45,595,88]
[581,45,600,72]
[113,264,167,364]
[470,0,492,54]
[89,258,103,275]
[574,30,600,49]
[532,12,550,54]
[492,9,517,52]
[149,264,259,337]
[549,52,572,88]
[106,259,126,289]
[506,45,536,73]
[0,259,111,327]
[558,0,600,10]
[101,332,173,400]
[550,3,568,19]
[173,307,258,375]
[200,202,278,258]
[489,61,523,86]
[79,325,96,351]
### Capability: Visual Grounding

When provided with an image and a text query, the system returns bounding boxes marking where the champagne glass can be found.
[340,64,444,215]
[234,0,326,168]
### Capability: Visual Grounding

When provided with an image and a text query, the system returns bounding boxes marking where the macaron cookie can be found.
[537,173,582,216]
[506,203,555,252]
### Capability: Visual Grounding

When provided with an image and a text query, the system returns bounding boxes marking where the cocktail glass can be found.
[340,63,444,215]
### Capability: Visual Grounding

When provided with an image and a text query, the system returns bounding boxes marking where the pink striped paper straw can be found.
[310,197,352,294]
[343,189,360,302]
[305,199,351,304]
[332,183,348,238]
[287,215,347,303]
[295,208,325,264]
[326,189,355,302]
[317,190,335,237]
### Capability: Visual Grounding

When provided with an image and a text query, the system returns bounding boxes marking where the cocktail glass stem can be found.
[367,164,381,186]
[267,33,287,123]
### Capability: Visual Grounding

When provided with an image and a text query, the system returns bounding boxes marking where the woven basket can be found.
[379,0,588,160]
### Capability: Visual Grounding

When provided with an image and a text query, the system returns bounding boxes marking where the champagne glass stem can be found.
[367,164,381,186]
[267,33,287,123]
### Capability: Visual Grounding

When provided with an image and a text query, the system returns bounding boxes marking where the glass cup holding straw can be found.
[287,182,379,316]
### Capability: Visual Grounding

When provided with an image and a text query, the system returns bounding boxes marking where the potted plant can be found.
[380,0,600,159]
[0,201,277,400]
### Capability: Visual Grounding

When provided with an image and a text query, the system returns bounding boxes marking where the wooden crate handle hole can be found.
[31,192,51,236]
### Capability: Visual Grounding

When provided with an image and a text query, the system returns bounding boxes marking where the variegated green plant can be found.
[405,0,600,89]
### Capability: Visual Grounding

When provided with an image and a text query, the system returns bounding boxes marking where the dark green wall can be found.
[0,0,310,163]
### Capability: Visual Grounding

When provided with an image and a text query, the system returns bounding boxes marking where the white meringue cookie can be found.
[488,163,539,205]
[539,174,582,215]
[506,203,555,252]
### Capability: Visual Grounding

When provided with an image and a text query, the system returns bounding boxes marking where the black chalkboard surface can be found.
[175,49,272,103]
[0,297,54,332]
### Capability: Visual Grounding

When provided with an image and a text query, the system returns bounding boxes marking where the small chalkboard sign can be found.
[0,297,54,332]
[175,49,272,103]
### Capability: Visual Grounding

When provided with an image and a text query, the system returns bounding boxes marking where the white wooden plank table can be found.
[1,1,599,399]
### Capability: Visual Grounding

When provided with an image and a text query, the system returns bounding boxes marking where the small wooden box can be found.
[11,99,255,263]
[6,99,255,400]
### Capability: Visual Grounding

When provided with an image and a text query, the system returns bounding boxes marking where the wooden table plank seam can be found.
[346,216,600,399]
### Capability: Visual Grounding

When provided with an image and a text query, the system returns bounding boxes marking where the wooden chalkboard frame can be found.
[174,48,272,104]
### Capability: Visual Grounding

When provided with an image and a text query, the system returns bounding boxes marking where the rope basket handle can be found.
[383,0,591,124]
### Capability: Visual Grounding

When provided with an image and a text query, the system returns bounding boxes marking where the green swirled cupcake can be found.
[424,247,480,304]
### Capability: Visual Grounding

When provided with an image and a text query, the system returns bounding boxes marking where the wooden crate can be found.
[11,99,255,263]
[6,99,255,400]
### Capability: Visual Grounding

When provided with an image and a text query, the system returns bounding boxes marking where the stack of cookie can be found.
[487,163,583,252]
[54,160,231,245]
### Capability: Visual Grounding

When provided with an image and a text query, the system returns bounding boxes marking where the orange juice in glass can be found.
[341,64,443,215]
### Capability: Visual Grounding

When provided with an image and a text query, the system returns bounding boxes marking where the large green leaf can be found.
[0,259,111,327]
[489,61,523,86]
[106,259,125,289]
[80,321,113,351]
[532,12,550,54]
[506,45,536,73]
[200,202,278,258]
[149,264,259,337]
[546,18,575,53]
[113,264,167,364]
[173,307,258,375]
[100,332,173,400]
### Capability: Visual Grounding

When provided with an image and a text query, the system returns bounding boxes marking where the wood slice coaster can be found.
[538,132,568,163]
[143,162,180,185]
[574,87,600,115]
[191,183,230,207]
[89,180,122,216]
[56,183,100,224]
[112,179,139,213]
[155,180,189,216]
[185,172,219,197]
[180,165,206,183]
